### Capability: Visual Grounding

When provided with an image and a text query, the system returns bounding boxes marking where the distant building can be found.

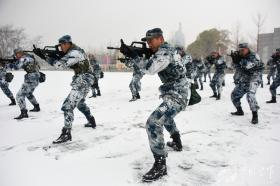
[258,27,280,63]
[170,22,186,48]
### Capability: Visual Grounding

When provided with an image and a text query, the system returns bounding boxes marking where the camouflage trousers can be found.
[194,72,203,89]
[269,74,280,97]
[231,81,260,111]
[210,72,225,95]
[267,70,276,83]
[91,77,100,95]
[16,82,39,110]
[0,80,14,99]
[61,86,92,129]
[146,96,183,157]
[129,73,143,96]
[204,69,211,81]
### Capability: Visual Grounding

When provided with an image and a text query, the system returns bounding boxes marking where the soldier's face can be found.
[60,43,71,53]
[239,48,249,56]
[147,36,164,52]
[15,52,24,59]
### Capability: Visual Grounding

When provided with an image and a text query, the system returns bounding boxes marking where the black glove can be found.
[33,48,46,60]
[120,41,138,59]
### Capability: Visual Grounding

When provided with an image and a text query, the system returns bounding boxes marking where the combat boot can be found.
[210,93,217,98]
[136,93,141,99]
[97,90,101,96]
[129,95,137,102]
[84,116,96,128]
[266,96,276,103]
[9,98,16,106]
[216,93,221,100]
[142,155,167,182]
[30,104,40,112]
[251,111,258,124]
[200,84,203,91]
[14,109,28,120]
[231,106,244,116]
[167,132,182,151]
[89,93,96,98]
[53,128,72,144]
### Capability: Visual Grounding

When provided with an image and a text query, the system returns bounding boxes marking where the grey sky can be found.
[0,0,279,51]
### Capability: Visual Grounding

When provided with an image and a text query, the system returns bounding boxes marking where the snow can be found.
[0,71,280,186]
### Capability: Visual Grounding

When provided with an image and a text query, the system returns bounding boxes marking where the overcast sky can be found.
[0,0,279,51]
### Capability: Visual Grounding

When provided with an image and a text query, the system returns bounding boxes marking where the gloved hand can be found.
[120,40,138,59]
[33,48,46,60]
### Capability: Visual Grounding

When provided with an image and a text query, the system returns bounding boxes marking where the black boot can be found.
[142,156,167,182]
[216,93,221,100]
[53,128,72,144]
[251,111,258,124]
[30,104,40,112]
[167,132,182,151]
[9,98,16,106]
[231,106,244,116]
[84,116,96,128]
[200,84,203,91]
[129,95,137,102]
[97,90,101,96]
[267,81,270,85]
[266,96,276,103]
[89,93,96,98]
[136,92,140,99]
[14,109,28,120]
[222,81,225,87]
[210,93,217,98]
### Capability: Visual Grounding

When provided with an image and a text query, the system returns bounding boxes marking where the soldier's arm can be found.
[133,49,171,75]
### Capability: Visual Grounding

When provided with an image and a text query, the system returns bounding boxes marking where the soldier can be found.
[0,60,16,106]
[33,35,96,144]
[128,63,144,102]
[13,48,41,119]
[266,58,277,85]
[120,28,189,182]
[203,57,212,82]
[266,48,280,103]
[209,51,227,100]
[230,43,264,124]
[193,58,205,90]
[88,54,103,98]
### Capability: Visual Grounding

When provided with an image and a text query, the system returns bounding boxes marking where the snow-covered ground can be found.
[0,71,280,186]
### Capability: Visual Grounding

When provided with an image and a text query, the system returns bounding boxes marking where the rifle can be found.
[27,45,65,60]
[228,50,241,64]
[107,39,152,61]
[0,57,17,64]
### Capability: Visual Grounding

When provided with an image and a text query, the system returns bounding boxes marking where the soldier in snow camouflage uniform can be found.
[0,60,16,106]
[266,48,280,103]
[88,54,103,98]
[203,58,212,82]
[34,35,96,144]
[193,58,205,90]
[209,52,227,100]
[230,43,264,124]
[128,62,144,102]
[120,28,190,182]
[266,58,277,85]
[13,48,41,120]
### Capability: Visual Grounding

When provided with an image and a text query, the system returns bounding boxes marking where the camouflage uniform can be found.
[266,58,277,84]
[132,42,189,157]
[193,59,205,90]
[129,64,144,98]
[231,51,263,111]
[210,56,227,97]
[269,55,280,97]
[90,58,103,97]
[181,54,193,105]
[48,44,95,129]
[203,60,212,82]
[14,54,40,111]
[0,63,15,100]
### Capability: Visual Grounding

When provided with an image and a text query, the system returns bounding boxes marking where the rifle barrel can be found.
[107,47,120,50]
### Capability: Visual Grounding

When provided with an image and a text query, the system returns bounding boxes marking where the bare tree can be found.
[253,12,266,52]
[0,25,27,57]
[231,21,242,49]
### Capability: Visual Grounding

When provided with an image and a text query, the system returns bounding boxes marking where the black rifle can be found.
[107,39,152,60]
[228,50,241,64]
[0,57,17,64]
[27,45,65,60]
